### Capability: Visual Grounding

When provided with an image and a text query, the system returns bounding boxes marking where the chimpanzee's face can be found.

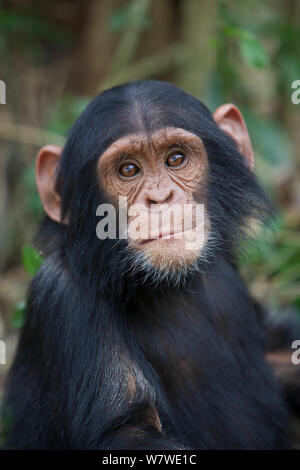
[36,95,254,281]
[98,127,211,272]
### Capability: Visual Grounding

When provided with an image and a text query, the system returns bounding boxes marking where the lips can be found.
[139,229,187,244]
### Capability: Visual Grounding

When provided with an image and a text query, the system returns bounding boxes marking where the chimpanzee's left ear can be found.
[213,103,254,170]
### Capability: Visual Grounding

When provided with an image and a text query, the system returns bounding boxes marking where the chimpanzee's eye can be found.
[166,151,186,168]
[119,162,140,178]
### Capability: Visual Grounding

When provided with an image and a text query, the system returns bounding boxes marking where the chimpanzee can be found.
[2,80,300,449]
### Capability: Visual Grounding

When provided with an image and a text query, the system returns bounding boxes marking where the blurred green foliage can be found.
[21,244,43,277]
[20,165,43,218]
[107,2,151,32]
[11,245,44,329]
[0,9,72,59]
[239,217,300,314]
[46,97,92,135]
[11,300,26,329]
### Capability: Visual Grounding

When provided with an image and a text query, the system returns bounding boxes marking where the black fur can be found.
[2,80,292,449]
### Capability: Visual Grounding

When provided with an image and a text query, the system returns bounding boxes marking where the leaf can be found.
[11,300,26,329]
[238,33,269,68]
[222,26,269,68]
[21,244,44,276]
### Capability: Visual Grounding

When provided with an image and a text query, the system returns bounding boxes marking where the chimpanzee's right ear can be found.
[36,145,62,223]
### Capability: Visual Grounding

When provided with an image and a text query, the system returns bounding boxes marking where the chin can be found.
[140,238,201,269]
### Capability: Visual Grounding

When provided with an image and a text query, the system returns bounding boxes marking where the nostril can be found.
[148,199,158,205]
[164,192,172,203]
[147,191,173,206]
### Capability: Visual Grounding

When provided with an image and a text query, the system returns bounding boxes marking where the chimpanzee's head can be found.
[36,80,270,289]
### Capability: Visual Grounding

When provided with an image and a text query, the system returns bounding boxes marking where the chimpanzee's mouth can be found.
[138,228,198,245]
[139,230,175,244]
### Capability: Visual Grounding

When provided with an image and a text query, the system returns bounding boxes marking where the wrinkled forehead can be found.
[99,127,206,164]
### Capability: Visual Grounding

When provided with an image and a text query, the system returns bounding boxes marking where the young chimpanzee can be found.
[2,80,300,449]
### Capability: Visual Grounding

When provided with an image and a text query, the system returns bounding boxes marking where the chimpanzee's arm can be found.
[2,257,186,450]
